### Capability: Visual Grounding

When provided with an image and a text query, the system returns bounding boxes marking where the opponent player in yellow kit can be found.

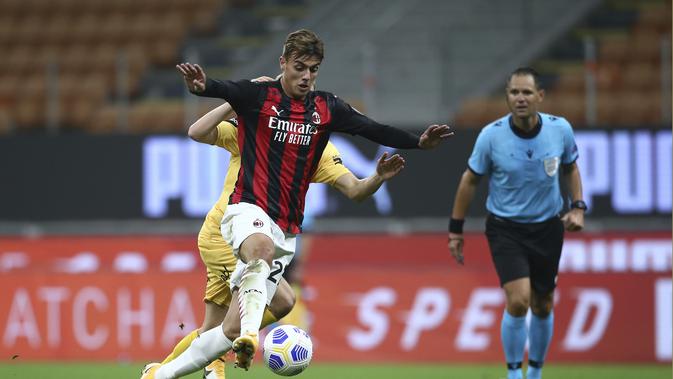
[151,94,406,379]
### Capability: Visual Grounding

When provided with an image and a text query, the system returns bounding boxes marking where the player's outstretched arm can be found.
[176,62,207,93]
[187,76,276,145]
[333,152,405,202]
[177,64,267,107]
[332,97,454,149]
[187,102,236,145]
[418,124,454,149]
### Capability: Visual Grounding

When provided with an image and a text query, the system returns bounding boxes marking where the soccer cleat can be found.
[140,362,160,379]
[232,333,259,371]
[203,357,226,379]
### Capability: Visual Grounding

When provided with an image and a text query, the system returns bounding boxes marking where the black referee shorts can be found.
[485,213,564,294]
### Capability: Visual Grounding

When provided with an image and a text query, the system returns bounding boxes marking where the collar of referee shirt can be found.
[509,113,542,139]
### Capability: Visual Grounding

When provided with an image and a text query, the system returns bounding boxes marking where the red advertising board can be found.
[0,273,205,361]
[303,232,671,363]
[303,269,669,363]
[0,232,670,362]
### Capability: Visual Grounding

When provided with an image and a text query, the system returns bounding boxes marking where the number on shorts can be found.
[267,260,284,284]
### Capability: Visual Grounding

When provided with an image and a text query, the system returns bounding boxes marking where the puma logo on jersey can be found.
[271,105,284,116]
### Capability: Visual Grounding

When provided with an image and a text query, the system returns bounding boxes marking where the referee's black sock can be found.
[528,360,543,368]
[507,361,522,370]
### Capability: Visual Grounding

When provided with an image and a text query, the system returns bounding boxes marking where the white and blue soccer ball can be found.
[263,325,313,376]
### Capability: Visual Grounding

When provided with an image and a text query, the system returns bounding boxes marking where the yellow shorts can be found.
[198,209,238,307]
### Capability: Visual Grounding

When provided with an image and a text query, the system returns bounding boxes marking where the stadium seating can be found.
[0,0,316,133]
[0,0,669,133]
[453,0,671,128]
[0,0,224,133]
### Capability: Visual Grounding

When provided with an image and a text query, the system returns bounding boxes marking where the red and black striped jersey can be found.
[198,78,420,234]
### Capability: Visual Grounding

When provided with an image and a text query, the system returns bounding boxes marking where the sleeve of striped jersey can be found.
[467,128,491,175]
[215,121,240,155]
[311,142,352,185]
[329,96,420,149]
[198,78,259,112]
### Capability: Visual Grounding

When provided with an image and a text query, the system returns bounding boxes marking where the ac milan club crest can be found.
[253,219,264,228]
[311,111,321,125]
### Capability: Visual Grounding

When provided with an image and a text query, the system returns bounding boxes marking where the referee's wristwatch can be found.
[571,200,588,211]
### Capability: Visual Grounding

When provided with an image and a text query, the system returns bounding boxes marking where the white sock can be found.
[238,259,270,336]
[155,326,232,379]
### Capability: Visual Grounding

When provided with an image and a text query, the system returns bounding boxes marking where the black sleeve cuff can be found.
[467,165,484,176]
[562,157,578,169]
[198,78,226,98]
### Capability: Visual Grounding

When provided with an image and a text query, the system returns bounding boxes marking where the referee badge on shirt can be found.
[544,156,560,176]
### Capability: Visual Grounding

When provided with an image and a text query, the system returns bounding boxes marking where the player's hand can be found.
[375,152,405,180]
[448,232,464,265]
[251,76,275,83]
[418,124,454,149]
[561,209,584,232]
[176,62,207,93]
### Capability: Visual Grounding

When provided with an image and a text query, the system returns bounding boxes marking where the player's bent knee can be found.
[240,234,275,264]
[531,290,554,317]
[531,301,553,318]
[507,297,530,316]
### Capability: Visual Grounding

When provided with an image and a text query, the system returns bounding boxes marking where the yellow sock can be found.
[261,308,278,329]
[161,329,199,364]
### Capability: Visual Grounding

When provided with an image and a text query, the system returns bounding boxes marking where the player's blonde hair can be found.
[282,29,324,62]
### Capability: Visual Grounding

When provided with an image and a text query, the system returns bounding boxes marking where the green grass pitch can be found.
[0,362,670,379]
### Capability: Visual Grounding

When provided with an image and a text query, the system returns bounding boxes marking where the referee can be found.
[448,67,586,379]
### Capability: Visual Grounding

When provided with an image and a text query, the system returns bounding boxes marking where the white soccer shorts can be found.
[221,202,296,304]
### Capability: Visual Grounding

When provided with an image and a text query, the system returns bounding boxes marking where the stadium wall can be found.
[0,128,670,222]
[0,232,670,363]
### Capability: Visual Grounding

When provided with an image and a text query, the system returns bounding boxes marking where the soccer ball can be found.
[263,325,313,376]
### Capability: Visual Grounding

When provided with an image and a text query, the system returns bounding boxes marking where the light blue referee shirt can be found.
[468,113,579,223]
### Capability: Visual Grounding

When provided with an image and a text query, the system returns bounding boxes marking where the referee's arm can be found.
[561,162,585,232]
[450,168,482,222]
[448,168,482,265]
[562,162,583,205]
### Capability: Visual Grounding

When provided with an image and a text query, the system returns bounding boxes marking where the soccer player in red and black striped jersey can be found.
[182,49,450,235]
[143,29,451,379]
